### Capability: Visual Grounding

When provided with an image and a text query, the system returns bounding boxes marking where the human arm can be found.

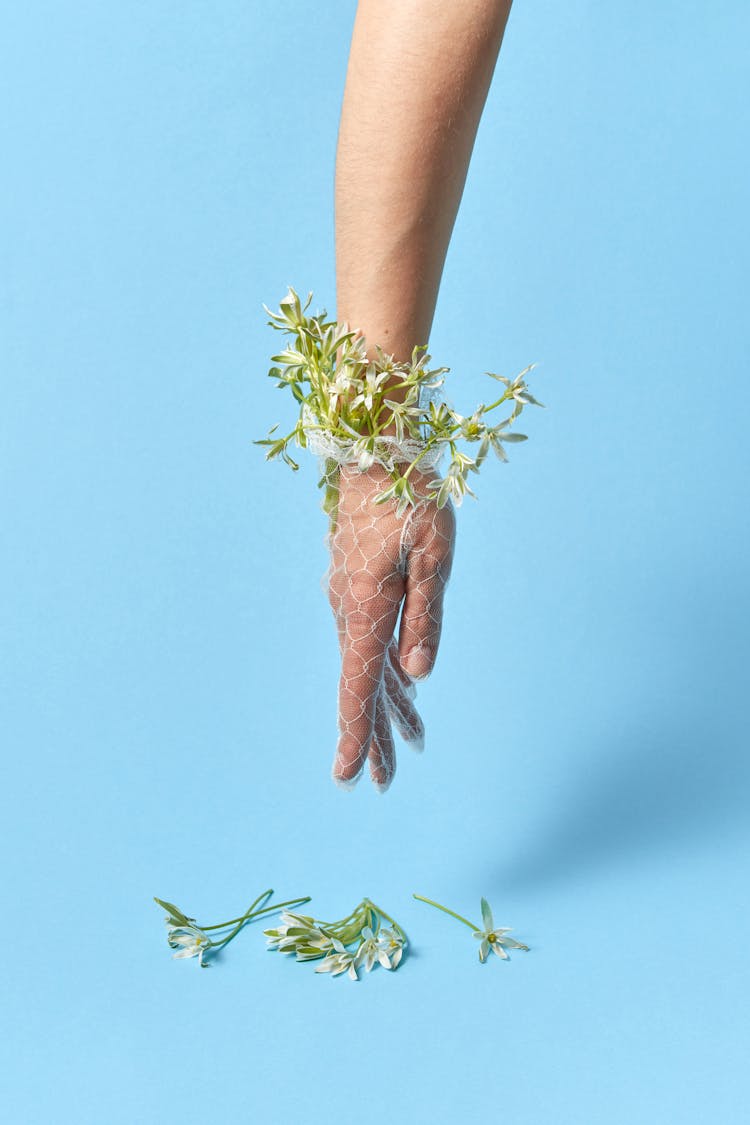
[329,0,513,789]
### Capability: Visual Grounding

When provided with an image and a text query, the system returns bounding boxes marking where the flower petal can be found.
[500,936,530,951]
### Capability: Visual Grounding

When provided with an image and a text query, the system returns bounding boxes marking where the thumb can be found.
[398,505,455,680]
[399,572,447,681]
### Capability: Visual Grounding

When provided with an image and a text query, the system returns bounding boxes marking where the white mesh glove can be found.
[258,290,543,792]
[323,460,456,792]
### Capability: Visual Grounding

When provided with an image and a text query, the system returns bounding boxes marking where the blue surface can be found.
[2,2,749,1121]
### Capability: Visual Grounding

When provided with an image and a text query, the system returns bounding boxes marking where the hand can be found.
[325,461,456,791]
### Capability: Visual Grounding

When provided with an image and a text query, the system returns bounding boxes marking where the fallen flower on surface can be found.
[413,893,530,964]
[376,926,406,970]
[154,889,311,968]
[264,897,407,982]
[167,923,212,967]
[473,896,530,962]
[315,938,359,981]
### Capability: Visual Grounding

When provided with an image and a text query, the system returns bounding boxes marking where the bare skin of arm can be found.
[327,0,513,790]
[335,0,513,363]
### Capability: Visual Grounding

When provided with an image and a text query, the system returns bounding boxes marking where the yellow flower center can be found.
[488,933,497,943]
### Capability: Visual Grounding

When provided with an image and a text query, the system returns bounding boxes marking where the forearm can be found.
[335,0,512,362]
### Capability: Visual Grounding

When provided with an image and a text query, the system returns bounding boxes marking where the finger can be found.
[332,567,405,786]
[399,502,455,680]
[327,564,347,653]
[384,638,417,699]
[368,685,396,793]
[326,529,348,636]
[383,643,425,751]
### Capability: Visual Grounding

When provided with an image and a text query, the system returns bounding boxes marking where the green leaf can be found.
[154,897,190,925]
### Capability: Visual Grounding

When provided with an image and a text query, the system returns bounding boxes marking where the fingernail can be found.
[332,771,359,792]
[331,757,363,791]
[408,730,425,754]
[402,648,434,681]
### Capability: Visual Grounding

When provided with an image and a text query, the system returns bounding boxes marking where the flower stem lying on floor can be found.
[154,890,311,968]
[264,897,407,981]
[413,893,530,963]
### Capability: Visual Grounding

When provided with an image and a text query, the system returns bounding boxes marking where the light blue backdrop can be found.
[2,2,748,1122]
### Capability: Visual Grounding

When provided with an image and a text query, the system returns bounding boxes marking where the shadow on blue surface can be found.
[495,576,750,892]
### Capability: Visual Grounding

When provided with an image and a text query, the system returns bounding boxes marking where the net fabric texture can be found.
[321,457,456,793]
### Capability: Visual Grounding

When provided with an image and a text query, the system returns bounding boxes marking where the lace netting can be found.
[260,293,542,793]
[320,452,456,793]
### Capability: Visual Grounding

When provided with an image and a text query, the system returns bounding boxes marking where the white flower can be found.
[488,423,528,462]
[376,927,405,970]
[264,911,331,957]
[352,437,377,471]
[315,938,359,981]
[509,366,544,407]
[458,409,485,440]
[351,366,393,412]
[294,935,334,961]
[269,346,307,371]
[489,364,544,407]
[167,923,212,967]
[452,450,479,476]
[354,926,381,973]
[341,328,369,369]
[371,473,418,517]
[472,898,529,963]
[428,460,476,507]
[327,368,360,414]
[280,909,316,927]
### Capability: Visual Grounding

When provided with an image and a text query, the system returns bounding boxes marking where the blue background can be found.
[2,1,749,1121]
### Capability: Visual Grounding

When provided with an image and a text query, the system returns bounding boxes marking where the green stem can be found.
[399,439,439,480]
[208,889,273,947]
[317,900,371,946]
[249,896,311,919]
[363,898,407,942]
[202,894,310,933]
[412,894,478,932]
[360,901,378,937]
[371,379,420,424]
[483,389,512,414]
[201,894,269,931]
[209,894,310,950]
[329,914,366,945]
[202,920,249,932]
